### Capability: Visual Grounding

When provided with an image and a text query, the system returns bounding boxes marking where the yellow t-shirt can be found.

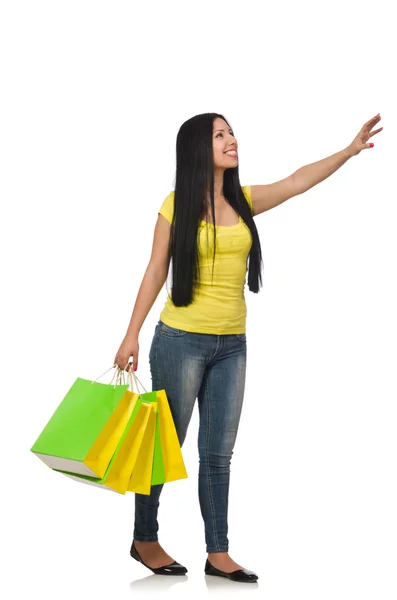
[158,185,253,335]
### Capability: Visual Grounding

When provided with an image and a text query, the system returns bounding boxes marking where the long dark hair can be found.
[168,112,263,306]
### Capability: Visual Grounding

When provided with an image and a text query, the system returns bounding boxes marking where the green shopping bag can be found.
[30,366,132,478]
[137,391,165,485]
[55,392,152,494]
[55,370,165,494]
[48,370,187,497]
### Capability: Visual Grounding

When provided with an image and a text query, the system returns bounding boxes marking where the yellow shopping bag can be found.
[127,400,157,495]
[126,372,188,495]
[84,381,139,478]
[156,389,188,483]
[103,397,152,493]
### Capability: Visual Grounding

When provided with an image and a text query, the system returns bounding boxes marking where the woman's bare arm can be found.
[125,214,171,338]
[114,213,171,370]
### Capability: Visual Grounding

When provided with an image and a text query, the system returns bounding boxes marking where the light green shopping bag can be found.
[54,392,152,494]
[55,370,164,494]
[30,366,134,478]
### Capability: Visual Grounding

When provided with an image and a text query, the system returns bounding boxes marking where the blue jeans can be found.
[133,320,247,553]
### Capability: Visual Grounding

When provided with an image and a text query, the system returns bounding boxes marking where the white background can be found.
[1,1,396,598]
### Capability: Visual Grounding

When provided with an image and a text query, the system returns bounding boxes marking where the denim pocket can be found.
[236,333,246,343]
[159,321,189,337]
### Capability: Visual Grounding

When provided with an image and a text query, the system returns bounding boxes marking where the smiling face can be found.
[212,117,238,169]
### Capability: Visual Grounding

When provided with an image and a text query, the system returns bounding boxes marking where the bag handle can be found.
[90,364,148,393]
[127,368,142,398]
[90,365,127,389]
[125,367,148,399]
[131,369,148,394]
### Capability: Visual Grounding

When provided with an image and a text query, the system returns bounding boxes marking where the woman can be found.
[114,111,382,582]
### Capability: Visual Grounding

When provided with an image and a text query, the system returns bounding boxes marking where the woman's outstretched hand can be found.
[347,113,383,156]
[114,335,139,372]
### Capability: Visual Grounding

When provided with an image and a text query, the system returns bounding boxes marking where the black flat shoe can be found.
[205,558,258,582]
[130,541,187,575]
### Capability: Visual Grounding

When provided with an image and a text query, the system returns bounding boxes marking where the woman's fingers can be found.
[113,339,139,372]
[369,126,383,137]
[132,350,138,371]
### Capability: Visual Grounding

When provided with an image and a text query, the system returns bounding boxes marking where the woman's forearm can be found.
[124,265,167,339]
[292,147,352,195]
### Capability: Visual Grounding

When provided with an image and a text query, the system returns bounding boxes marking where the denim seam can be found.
[204,374,220,552]
[208,334,222,363]
[133,535,158,542]
[160,332,188,338]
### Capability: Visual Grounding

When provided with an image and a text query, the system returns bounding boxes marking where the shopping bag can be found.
[155,389,188,483]
[30,366,135,478]
[127,394,158,495]
[127,373,188,494]
[56,391,152,494]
